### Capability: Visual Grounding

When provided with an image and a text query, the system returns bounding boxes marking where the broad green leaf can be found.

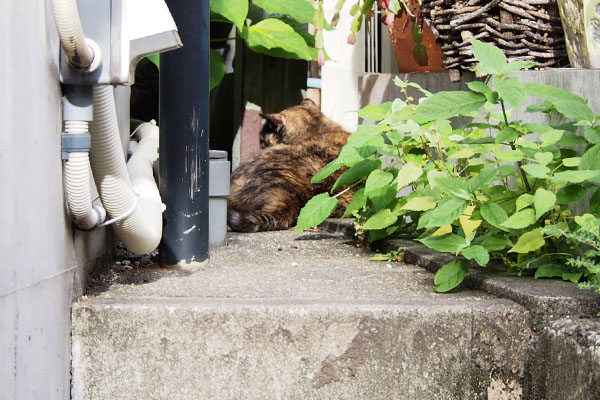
[342,187,367,218]
[552,170,600,184]
[540,129,564,146]
[557,134,587,147]
[482,235,512,251]
[362,209,398,230]
[498,164,517,177]
[426,198,468,228]
[434,259,470,292]
[495,126,519,144]
[589,187,600,214]
[508,228,545,253]
[209,49,226,91]
[521,164,550,179]
[501,208,535,229]
[584,126,600,144]
[365,169,394,197]
[580,143,600,175]
[295,193,338,232]
[562,157,581,167]
[524,82,593,122]
[495,149,524,162]
[448,148,475,159]
[419,233,466,253]
[369,185,398,211]
[252,0,316,24]
[210,0,248,30]
[467,168,498,192]
[562,272,583,283]
[493,76,526,108]
[556,184,587,204]
[358,105,386,121]
[516,193,534,211]
[535,152,554,166]
[402,196,436,211]
[533,188,556,220]
[467,81,494,101]
[311,160,342,184]
[414,91,486,121]
[480,202,509,229]
[470,39,507,75]
[534,263,566,279]
[241,19,313,61]
[396,163,423,189]
[386,130,406,146]
[347,124,387,147]
[461,245,489,267]
[434,176,471,200]
[331,158,381,191]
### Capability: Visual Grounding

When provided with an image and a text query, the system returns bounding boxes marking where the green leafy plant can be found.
[209,0,320,90]
[296,39,600,292]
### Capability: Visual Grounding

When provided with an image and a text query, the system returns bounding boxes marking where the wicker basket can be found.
[421,0,569,76]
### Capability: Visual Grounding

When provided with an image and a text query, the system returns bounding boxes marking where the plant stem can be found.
[500,99,531,192]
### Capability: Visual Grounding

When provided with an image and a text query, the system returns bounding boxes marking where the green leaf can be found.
[396,163,423,189]
[482,235,512,251]
[342,187,367,218]
[552,170,600,184]
[210,0,248,30]
[402,196,437,211]
[414,91,486,122]
[295,193,338,232]
[331,158,381,191]
[252,0,316,24]
[448,148,475,159]
[461,245,489,267]
[467,168,497,192]
[434,259,470,293]
[362,209,398,230]
[470,39,507,75]
[556,184,588,205]
[534,263,566,279]
[467,81,495,103]
[434,176,471,200]
[495,149,524,162]
[480,202,509,230]
[580,143,600,173]
[509,228,545,253]
[562,272,583,283]
[533,188,556,220]
[419,233,466,253]
[311,160,342,184]
[524,82,594,122]
[516,193,534,211]
[498,164,517,177]
[365,169,394,197]
[501,208,535,229]
[209,49,226,91]
[557,134,587,147]
[347,124,386,147]
[584,126,600,144]
[535,152,554,166]
[540,129,564,147]
[426,198,468,228]
[589,187,600,214]
[562,157,581,167]
[358,105,386,121]
[493,76,526,108]
[241,19,314,61]
[521,164,550,179]
[495,126,519,144]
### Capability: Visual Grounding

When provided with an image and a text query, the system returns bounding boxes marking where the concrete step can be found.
[72,230,532,400]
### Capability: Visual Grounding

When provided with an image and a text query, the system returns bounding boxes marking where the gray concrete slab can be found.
[73,229,533,399]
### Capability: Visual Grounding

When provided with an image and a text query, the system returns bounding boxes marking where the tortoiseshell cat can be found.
[228,99,352,232]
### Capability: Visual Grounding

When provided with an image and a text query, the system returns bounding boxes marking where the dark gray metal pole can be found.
[159,0,210,266]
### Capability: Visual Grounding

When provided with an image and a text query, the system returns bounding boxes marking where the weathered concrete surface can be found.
[72,229,532,400]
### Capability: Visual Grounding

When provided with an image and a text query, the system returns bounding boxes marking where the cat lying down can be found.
[227,99,352,232]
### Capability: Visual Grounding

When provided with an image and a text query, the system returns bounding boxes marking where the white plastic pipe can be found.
[51,0,100,73]
[89,85,162,254]
[63,121,106,229]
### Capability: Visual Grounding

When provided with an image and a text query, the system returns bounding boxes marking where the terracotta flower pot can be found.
[387,13,445,73]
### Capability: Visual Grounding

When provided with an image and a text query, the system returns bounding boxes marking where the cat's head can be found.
[259,99,323,148]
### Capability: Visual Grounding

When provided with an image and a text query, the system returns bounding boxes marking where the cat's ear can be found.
[300,98,317,108]
[260,113,285,134]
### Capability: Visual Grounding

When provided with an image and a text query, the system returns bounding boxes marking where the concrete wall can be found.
[0,1,112,399]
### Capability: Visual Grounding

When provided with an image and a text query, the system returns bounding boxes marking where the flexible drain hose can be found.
[51,0,99,73]
[89,85,162,254]
[63,120,105,229]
